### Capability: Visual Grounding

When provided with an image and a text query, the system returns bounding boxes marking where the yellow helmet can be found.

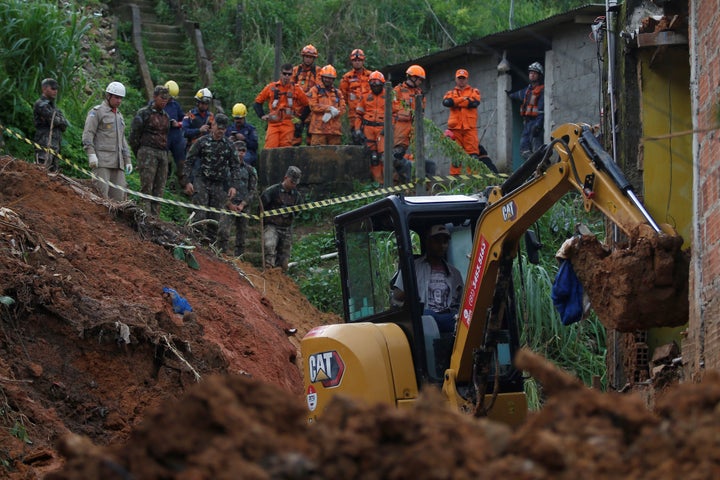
[232,103,247,118]
[164,80,179,97]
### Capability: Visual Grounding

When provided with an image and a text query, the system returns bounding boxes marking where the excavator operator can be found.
[392,224,464,333]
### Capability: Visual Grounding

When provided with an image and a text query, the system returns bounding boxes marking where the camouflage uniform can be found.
[129,103,170,216]
[228,160,258,256]
[260,176,302,269]
[33,94,68,171]
[184,134,240,251]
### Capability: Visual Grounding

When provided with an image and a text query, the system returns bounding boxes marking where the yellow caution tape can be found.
[1,123,507,222]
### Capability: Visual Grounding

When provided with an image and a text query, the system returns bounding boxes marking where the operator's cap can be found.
[215,113,230,128]
[42,78,59,89]
[285,166,302,182]
[455,69,469,78]
[429,224,451,238]
[233,140,247,151]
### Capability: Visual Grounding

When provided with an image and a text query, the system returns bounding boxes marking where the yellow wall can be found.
[639,47,693,245]
[639,47,692,349]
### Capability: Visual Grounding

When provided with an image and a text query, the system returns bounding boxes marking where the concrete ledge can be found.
[259,146,370,195]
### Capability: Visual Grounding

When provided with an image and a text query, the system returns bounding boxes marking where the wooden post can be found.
[383,81,394,187]
[414,93,425,195]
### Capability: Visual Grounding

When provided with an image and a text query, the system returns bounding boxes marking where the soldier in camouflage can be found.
[183,113,240,251]
[226,141,258,256]
[129,85,171,216]
[33,78,69,172]
[260,166,303,270]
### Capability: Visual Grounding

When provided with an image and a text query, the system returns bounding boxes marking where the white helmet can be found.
[528,62,544,76]
[195,88,213,102]
[105,81,126,98]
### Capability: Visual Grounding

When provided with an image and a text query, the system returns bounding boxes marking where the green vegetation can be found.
[0,0,605,398]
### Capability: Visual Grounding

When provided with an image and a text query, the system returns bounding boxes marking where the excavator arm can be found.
[443,123,677,412]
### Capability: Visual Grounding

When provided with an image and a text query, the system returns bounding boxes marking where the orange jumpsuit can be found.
[355,90,387,182]
[254,81,308,149]
[308,85,346,145]
[291,64,319,146]
[392,82,425,151]
[340,67,371,128]
[443,84,481,174]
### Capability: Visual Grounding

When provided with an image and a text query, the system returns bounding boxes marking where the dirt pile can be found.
[568,225,689,332]
[0,156,338,478]
[47,349,720,479]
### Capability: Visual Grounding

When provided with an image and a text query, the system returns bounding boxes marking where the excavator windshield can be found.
[335,194,522,387]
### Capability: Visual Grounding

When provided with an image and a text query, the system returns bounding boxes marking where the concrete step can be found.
[142,22,183,34]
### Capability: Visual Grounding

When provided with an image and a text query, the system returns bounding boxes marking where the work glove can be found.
[88,153,98,169]
[505,89,512,96]
[125,163,133,175]
[322,112,332,123]
[329,106,340,118]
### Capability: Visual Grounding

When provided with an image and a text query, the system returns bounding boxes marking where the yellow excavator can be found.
[301,123,681,426]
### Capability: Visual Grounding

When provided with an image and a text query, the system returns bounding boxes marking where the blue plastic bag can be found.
[551,260,584,326]
[162,287,193,314]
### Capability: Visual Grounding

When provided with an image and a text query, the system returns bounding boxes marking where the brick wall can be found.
[685,0,720,378]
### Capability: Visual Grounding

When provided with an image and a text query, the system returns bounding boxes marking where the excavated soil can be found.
[567,225,689,332]
[1,155,718,479]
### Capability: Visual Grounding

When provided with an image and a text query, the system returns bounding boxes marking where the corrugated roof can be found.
[384,4,606,79]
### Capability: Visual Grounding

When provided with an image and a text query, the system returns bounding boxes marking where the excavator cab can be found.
[302,194,525,422]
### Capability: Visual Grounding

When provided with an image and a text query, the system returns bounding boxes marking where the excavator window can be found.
[340,214,401,321]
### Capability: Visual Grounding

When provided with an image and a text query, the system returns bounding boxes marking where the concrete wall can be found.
[546,26,604,131]
[420,23,601,173]
[686,0,720,378]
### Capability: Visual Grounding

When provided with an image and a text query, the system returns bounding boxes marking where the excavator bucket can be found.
[564,224,689,332]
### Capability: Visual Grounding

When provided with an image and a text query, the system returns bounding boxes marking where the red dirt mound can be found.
[0,156,338,477]
[48,349,720,479]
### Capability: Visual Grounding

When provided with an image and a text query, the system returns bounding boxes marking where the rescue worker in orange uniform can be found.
[392,64,426,184]
[291,44,320,146]
[354,70,388,183]
[254,63,309,149]
[442,69,482,175]
[340,49,371,145]
[307,65,346,146]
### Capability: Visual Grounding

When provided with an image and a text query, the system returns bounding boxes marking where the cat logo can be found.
[308,350,345,388]
[502,200,517,221]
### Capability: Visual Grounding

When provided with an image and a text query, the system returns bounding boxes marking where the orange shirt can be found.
[254,81,308,124]
[340,68,371,118]
[443,84,481,130]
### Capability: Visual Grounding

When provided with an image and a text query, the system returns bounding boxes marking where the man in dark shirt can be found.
[260,166,303,270]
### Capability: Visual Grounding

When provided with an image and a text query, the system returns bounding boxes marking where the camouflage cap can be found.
[234,140,247,151]
[214,113,230,128]
[153,85,170,99]
[285,166,302,182]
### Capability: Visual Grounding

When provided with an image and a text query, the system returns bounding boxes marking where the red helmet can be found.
[301,44,318,58]
[406,64,426,79]
[368,70,385,84]
[350,48,365,60]
[319,65,337,79]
